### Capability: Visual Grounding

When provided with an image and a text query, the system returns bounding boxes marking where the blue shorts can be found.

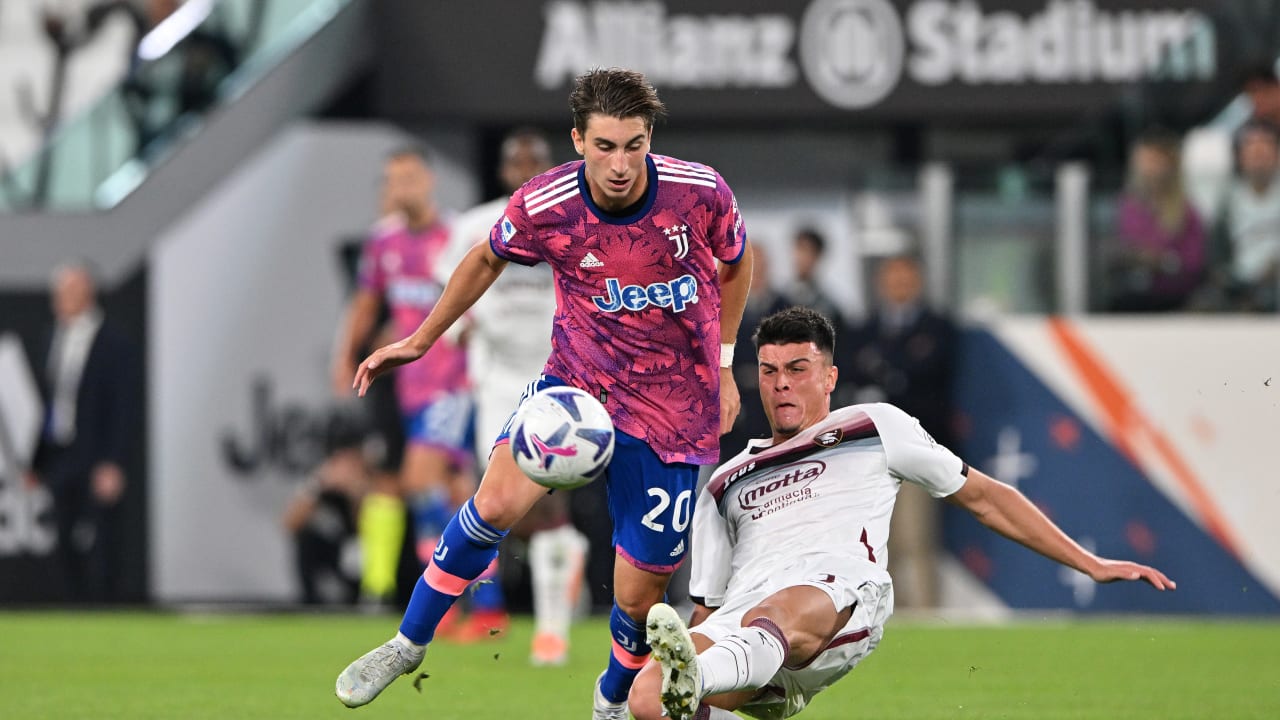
[402,391,475,464]
[496,375,698,573]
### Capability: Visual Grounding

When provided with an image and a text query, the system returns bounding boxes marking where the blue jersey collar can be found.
[577,155,658,225]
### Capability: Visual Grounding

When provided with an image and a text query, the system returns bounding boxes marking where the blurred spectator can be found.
[121,0,239,156]
[839,255,956,449]
[720,243,787,462]
[1184,64,1280,229]
[282,409,370,605]
[1243,63,1280,128]
[1107,129,1207,312]
[22,260,138,602]
[836,255,955,608]
[782,227,843,326]
[1213,120,1280,311]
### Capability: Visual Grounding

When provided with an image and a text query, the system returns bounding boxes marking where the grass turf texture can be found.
[1,613,1277,719]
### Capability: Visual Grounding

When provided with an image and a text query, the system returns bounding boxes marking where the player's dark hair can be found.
[794,227,826,255]
[1239,61,1279,89]
[501,126,552,164]
[753,307,836,359]
[569,68,666,135]
[387,144,432,166]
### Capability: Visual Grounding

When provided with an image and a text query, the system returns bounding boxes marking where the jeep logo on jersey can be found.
[592,275,699,313]
[738,461,825,510]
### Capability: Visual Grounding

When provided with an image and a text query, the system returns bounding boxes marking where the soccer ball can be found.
[510,386,615,490]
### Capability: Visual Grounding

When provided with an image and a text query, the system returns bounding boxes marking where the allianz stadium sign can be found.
[534,0,1216,110]
[379,0,1228,122]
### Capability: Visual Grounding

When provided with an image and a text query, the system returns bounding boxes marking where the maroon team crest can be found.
[814,428,843,447]
[662,223,690,259]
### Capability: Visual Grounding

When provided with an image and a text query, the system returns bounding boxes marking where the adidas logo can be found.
[669,539,685,557]
[579,252,604,268]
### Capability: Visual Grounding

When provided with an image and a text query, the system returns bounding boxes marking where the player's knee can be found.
[627,667,664,720]
[741,603,821,664]
[469,491,516,530]
[612,589,656,622]
[741,602,789,631]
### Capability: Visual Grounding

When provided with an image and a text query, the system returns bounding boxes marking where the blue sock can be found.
[408,489,453,541]
[469,559,506,614]
[599,603,651,703]
[399,498,508,644]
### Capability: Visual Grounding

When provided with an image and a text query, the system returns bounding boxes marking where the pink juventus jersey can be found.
[358,218,468,413]
[489,154,747,464]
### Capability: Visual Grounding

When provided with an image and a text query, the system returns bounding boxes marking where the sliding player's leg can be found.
[637,564,892,720]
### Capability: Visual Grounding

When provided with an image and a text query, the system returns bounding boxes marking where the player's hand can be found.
[353,338,426,397]
[719,366,741,435]
[1088,557,1176,591]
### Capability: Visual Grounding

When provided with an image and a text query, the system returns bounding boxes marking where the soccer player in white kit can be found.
[631,307,1176,720]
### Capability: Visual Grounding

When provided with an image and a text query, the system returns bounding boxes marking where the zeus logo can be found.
[592,275,699,313]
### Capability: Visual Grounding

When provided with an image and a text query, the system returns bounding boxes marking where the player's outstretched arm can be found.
[945,468,1176,591]
[354,242,507,395]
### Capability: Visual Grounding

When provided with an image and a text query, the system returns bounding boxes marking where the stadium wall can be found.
[149,122,477,602]
[947,319,1280,614]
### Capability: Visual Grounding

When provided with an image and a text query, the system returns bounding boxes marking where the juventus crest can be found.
[663,223,689,259]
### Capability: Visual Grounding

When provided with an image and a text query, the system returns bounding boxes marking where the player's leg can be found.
[644,586,850,720]
[521,494,588,665]
[397,406,473,635]
[449,430,511,641]
[708,585,850,690]
[400,443,455,561]
[601,557,672,683]
[594,432,699,718]
[400,393,473,562]
[401,449,546,643]
[629,624,758,720]
[356,472,406,603]
[335,449,548,707]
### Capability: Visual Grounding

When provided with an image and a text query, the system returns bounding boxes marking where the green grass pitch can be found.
[2,612,1277,719]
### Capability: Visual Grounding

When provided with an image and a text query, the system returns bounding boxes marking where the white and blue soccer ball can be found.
[510,386,615,490]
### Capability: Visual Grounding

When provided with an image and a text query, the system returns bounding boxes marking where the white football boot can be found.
[335,636,425,708]
[646,603,702,720]
[591,670,630,720]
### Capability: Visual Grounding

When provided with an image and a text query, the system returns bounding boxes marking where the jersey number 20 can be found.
[641,488,692,533]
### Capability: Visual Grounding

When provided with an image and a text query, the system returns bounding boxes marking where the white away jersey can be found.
[436,196,557,381]
[690,403,968,607]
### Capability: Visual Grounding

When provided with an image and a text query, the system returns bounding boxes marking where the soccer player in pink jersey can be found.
[332,147,472,570]
[335,69,753,718]
[629,308,1174,720]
